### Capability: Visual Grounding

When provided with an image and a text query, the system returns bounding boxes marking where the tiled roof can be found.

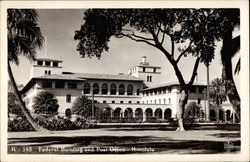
[143,82,206,90]
[62,73,144,81]
[34,58,62,62]
[33,74,86,81]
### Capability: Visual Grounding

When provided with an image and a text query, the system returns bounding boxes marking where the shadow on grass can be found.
[8,135,240,154]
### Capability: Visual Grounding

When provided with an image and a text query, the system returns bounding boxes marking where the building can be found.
[21,56,237,123]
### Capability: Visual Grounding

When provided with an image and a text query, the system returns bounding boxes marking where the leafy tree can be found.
[8,9,46,131]
[8,91,23,117]
[215,9,240,117]
[33,91,59,115]
[74,9,222,131]
[72,95,93,118]
[209,78,227,122]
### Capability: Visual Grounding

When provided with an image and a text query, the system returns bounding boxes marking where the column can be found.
[232,112,235,123]
[132,109,135,118]
[143,111,146,121]
[162,109,164,120]
[224,112,227,123]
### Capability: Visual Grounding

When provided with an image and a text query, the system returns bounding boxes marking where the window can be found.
[103,100,106,103]
[149,76,152,82]
[66,94,71,103]
[146,100,148,104]
[154,100,157,104]
[128,101,132,104]
[94,100,97,103]
[68,81,77,89]
[154,90,157,95]
[158,89,162,94]
[127,85,133,95]
[65,108,72,118]
[153,68,156,73]
[45,70,47,75]
[45,61,50,66]
[137,101,140,104]
[42,81,52,88]
[150,100,152,104]
[190,86,196,93]
[198,87,204,93]
[48,70,51,75]
[120,101,123,104]
[137,89,140,96]
[159,99,161,104]
[53,62,58,67]
[143,67,146,72]
[119,84,125,95]
[83,83,90,94]
[164,99,166,104]
[168,87,172,93]
[93,83,99,94]
[163,88,166,94]
[112,101,115,104]
[101,83,108,94]
[55,80,65,88]
[110,84,117,95]
[169,98,171,104]
[37,61,43,66]
[198,98,201,104]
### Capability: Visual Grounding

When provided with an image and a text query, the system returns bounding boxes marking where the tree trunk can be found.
[176,87,188,131]
[8,61,49,132]
[221,29,241,118]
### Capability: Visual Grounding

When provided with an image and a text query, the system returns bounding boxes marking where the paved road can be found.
[8,127,240,154]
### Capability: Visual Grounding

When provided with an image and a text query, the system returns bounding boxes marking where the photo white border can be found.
[1,1,249,161]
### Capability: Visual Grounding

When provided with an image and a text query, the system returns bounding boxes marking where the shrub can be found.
[8,118,35,132]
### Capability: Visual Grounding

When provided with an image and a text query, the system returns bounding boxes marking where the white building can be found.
[21,57,237,123]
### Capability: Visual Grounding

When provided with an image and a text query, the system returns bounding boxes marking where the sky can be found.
[11,9,240,92]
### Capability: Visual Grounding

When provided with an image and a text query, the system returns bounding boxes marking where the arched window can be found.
[48,70,51,75]
[119,84,125,95]
[45,70,47,75]
[83,83,90,94]
[110,84,117,95]
[93,83,99,94]
[65,108,72,118]
[102,83,108,94]
[127,84,133,95]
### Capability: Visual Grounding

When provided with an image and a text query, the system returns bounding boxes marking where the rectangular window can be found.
[55,80,65,88]
[143,67,146,72]
[153,68,156,73]
[103,100,106,103]
[66,94,71,103]
[53,62,58,67]
[112,101,115,104]
[45,61,51,66]
[128,101,132,104]
[37,61,43,66]
[41,81,52,88]
[67,81,77,89]
[137,89,140,96]
[137,101,140,104]
[120,101,123,104]
[190,86,196,93]
[198,87,204,93]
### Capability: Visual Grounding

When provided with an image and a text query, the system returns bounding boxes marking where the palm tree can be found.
[209,78,227,122]
[33,91,59,115]
[72,95,93,118]
[8,9,47,131]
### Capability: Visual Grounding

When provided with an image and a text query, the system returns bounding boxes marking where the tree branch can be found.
[120,29,154,41]
[188,56,201,85]
[118,32,156,47]
[176,40,193,63]
[170,35,174,56]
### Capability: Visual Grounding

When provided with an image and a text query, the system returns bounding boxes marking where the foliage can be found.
[8,118,35,132]
[209,78,227,106]
[8,9,44,65]
[72,95,93,117]
[8,91,23,117]
[33,91,59,115]
[184,101,202,124]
